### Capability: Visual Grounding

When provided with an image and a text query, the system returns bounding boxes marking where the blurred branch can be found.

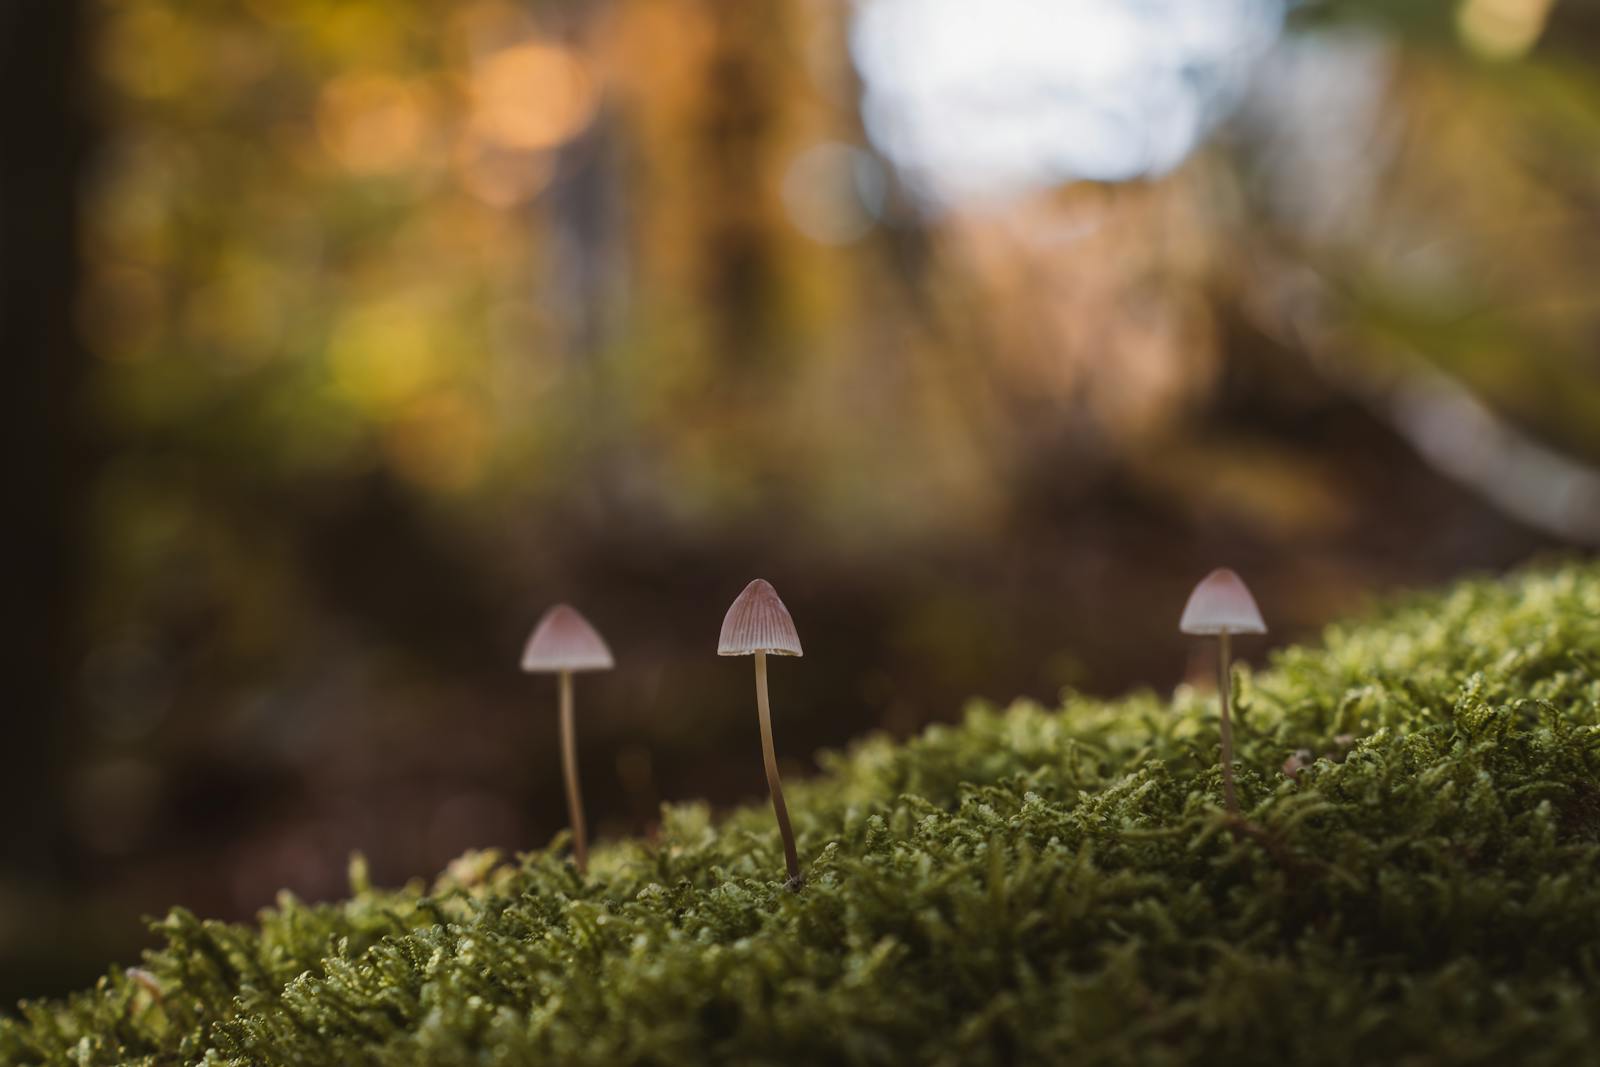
[1261,266,1600,546]
[1383,362,1600,543]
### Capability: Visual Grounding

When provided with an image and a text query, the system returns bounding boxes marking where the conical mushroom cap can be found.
[1179,568,1267,635]
[718,579,803,656]
[521,604,614,672]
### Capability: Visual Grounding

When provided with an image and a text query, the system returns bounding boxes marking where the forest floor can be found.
[7,563,1600,1065]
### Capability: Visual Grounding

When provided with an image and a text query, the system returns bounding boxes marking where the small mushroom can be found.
[1180,567,1267,816]
[719,579,804,885]
[521,604,614,874]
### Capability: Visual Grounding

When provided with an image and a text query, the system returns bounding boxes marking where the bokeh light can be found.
[1456,0,1556,59]
[852,0,1284,204]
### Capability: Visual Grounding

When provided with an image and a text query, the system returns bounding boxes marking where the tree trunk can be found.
[0,0,90,879]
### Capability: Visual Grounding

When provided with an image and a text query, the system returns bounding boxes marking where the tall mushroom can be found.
[719,578,804,885]
[521,604,614,875]
[1179,568,1267,817]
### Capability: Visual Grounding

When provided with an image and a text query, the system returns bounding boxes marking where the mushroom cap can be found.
[1179,568,1267,635]
[718,578,803,656]
[521,604,614,672]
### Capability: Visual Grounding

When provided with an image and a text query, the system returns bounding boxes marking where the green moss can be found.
[10,564,1600,1065]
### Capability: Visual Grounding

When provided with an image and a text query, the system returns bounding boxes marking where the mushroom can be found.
[718,578,804,885]
[1179,568,1267,817]
[521,604,614,874]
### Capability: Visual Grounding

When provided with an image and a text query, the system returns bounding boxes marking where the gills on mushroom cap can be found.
[521,604,615,673]
[1179,568,1267,635]
[718,579,803,656]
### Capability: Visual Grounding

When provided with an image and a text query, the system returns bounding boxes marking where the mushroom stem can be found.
[558,669,588,874]
[1216,629,1238,816]
[754,651,801,882]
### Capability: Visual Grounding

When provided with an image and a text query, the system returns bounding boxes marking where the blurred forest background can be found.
[6,0,1600,999]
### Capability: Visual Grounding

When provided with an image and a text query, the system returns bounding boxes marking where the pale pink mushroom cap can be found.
[718,579,803,656]
[1179,568,1267,635]
[520,604,614,673]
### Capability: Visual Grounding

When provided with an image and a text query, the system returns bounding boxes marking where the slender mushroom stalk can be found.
[754,651,800,879]
[521,604,615,875]
[557,670,585,872]
[719,579,804,885]
[1179,568,1267,818]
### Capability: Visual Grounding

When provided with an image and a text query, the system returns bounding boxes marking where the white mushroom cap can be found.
[718,579,803,656]
[520,604,615,673]
[1179,568,1267,635]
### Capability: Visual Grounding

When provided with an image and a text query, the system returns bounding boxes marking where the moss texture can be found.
[9,564,1600,1065]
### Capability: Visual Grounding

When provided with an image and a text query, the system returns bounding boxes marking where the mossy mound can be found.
[9,565,1600,1066]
